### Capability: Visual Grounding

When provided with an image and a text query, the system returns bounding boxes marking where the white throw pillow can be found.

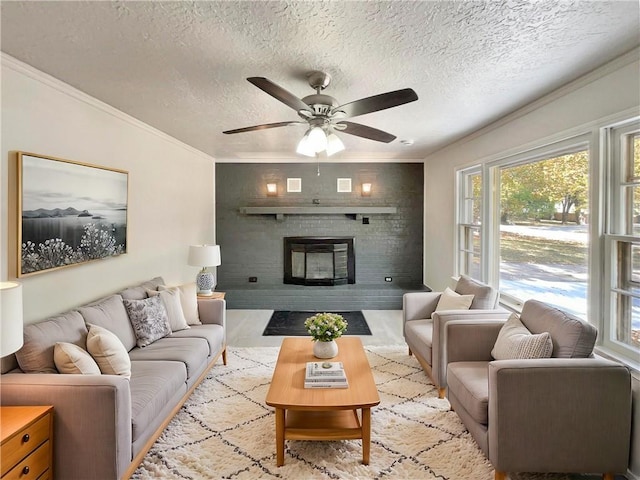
[158,283,201,325]
[492,313,554,360]
[146,288,190,332]
[54,342,101,375]
[86,324,131,378]
[435,287,474,312]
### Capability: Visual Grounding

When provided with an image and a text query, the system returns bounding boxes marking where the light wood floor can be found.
[226,310,404,347]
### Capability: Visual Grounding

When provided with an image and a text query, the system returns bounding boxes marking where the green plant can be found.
[304,313,348,342]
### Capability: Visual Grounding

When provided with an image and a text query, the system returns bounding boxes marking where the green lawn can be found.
[500,231,587,266]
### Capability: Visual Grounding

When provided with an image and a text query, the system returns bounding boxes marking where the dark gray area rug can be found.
[263,310,372,336]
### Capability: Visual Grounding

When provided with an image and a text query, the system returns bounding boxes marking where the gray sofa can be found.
[445,299,632,480]
[403,275,510,397]
[0,277,226,480]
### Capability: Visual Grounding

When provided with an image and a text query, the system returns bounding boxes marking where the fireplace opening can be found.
[284,237,355,286]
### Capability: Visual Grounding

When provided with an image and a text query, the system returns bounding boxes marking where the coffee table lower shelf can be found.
[275,407,372,465]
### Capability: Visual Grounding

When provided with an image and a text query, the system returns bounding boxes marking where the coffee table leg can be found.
[362,407,371,465]
[275,408,285,466]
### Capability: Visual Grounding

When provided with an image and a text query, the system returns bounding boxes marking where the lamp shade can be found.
[188,245,221,267]
[1,282,23,357]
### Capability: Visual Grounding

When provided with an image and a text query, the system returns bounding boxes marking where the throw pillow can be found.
[158,283,201,325]
[86,324,131,378]
[123,296,171,348]
[54,342,101,375]
[435,287,474,312]
[146,288,190,332]
[492,313,554,360]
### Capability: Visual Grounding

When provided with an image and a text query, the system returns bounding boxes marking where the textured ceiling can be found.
[1,1,639,161]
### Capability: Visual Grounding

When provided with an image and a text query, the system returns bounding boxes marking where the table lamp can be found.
[188,245,221,295]
[1,282,24,357]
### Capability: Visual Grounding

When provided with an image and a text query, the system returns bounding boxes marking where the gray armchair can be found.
[403,275,510,398]
[445,299,632,480]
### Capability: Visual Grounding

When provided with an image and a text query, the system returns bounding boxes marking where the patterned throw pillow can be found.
[492,313,553,360]
[123,296,171,348]
[54,342,101,375]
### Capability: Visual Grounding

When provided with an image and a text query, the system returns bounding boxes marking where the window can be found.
[605,120,640,360]
[498,150,589,318]
[457,167,482,280]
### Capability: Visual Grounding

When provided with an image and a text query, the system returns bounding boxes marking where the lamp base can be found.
[196,271,215,296]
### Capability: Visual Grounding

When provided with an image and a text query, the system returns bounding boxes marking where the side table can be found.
[1,406,54,480]
[197,291,225,300]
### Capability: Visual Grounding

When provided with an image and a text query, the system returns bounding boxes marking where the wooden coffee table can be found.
[265,337,380,466]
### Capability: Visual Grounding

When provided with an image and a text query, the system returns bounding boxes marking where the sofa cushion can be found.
[119,276,165,300]
[446,361,490,425]
[147,288,190,332]
[455,275,498,309]
[123,296,171,348]
[86,324,132,378]
[520,299,597,358]
[491,313,553,360]
[129,360,187,444]
[79,295,137,351]
[54,342,101,375]
[169,324,224,357]
[15,311,88,373]
[435,287,474,312]
[128,337,209,379]
[158,283,201,325]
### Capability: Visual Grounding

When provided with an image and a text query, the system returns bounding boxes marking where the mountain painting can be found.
[18,152,128,276]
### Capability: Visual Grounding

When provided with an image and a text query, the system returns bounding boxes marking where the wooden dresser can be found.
[1,406,53,480]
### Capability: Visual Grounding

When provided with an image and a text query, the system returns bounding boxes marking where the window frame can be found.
[455,166,483,280]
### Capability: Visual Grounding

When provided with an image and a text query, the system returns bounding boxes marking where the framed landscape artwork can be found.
[17,152,128,277]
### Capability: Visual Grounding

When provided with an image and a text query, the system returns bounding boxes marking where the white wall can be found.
[1,54,216,324]
[422,48,640,478]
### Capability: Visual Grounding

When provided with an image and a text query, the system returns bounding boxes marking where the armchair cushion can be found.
[491,313,553,360]
[455,275,498,309]
[520,300,597,358]
[446,361,489,425]
[435,287,474,312]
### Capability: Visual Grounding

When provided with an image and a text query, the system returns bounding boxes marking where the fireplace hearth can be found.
[284,237,355,286]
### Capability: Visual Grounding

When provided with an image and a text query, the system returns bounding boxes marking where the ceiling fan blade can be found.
[336,121,396,143]
[223,121,305,134]
[247,77,310,113]
[332,88,418,118]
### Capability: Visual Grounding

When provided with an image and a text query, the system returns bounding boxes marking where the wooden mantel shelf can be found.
[239,206,397,221]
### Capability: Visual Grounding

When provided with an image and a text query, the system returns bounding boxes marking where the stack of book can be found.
[304,361,348,389]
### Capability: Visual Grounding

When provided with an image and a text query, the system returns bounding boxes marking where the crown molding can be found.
[1,52,215,162]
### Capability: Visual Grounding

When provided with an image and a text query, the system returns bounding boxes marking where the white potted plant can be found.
[304,312,348,359]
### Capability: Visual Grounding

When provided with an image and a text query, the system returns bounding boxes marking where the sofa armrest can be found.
[0,373,132,480]
[431,310,510,389]
[197,298,225,328]
[403,292,441,323]
[488,358,632,474]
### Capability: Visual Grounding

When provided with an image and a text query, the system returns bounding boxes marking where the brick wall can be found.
[215,162,424,309]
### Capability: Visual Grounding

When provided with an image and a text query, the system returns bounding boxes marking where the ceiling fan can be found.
[222,71,418,156]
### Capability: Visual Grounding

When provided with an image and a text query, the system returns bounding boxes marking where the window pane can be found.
[612,293,640,349]
[499,151,589,318]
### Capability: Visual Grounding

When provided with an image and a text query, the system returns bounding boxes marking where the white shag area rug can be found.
[132,346,590,480]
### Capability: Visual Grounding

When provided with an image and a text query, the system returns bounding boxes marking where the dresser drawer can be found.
[1,415,50,477]
[2,440,50,480]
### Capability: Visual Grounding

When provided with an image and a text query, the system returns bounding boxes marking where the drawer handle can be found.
[22,433,30,443]
[22,465,30,475]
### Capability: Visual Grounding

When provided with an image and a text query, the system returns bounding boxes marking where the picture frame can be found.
[287,178,302,193]
[17,152,128,277]
[337,178,352,193]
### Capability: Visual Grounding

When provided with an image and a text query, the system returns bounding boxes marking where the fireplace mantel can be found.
[239,206,397,221]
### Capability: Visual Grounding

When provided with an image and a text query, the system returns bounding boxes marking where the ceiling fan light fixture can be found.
[296,133,316,157]
[307,126,327,152]
[325,132,345,156]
